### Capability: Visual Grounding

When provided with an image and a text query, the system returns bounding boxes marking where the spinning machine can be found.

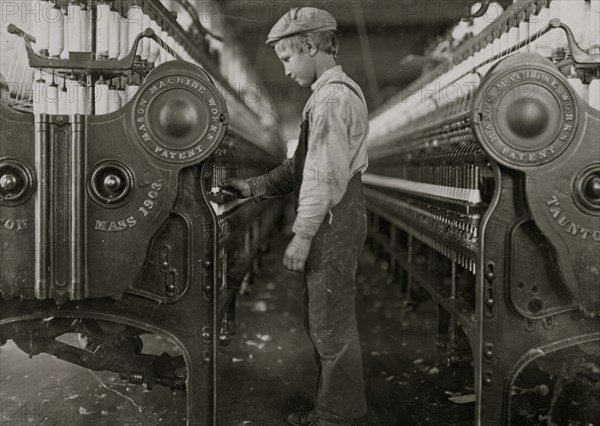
[364,0,600,423]
[0,1,284,424]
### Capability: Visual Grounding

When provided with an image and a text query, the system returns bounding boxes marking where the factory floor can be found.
[1,232,598,426]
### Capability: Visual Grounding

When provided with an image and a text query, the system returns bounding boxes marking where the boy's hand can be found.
[219,178,252,198]
[283,234,312,272]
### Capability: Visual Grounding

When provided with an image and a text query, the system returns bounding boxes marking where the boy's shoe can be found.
[287,409,354,426]
[286,410,315,426]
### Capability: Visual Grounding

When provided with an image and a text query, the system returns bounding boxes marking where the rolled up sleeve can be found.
[292,101,352,238]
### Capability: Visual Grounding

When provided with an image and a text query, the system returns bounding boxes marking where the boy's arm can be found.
[292,101,352,238]
[247,157,295,199]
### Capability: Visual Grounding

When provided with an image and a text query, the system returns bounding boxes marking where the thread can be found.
[58,79,69,114]
[65,77,78,115]
[127,4,143,57]
[108,9,121,59]
[519,19,529,53]
[48,4,64,58]
[95,77,110,115]
[141,14,151,61]
[33,72,47,115]
[46,80,59,114]
[34,1,51,56]
[535,5,552,57]
[96,2,111,58]
[108,81,122,113]
[119,13,129,59]
[67,2,82,52]
[148,20,161,64]
[75,80,88,115]
[60,9,69,58]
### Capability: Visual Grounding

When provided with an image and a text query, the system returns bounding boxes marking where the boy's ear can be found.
[303,38,318,56]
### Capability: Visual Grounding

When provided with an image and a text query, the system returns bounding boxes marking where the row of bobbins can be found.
[26,0,194,116]
[439,0,599,109]
[369,0,600,144]
[32,71,139,115]
[29,0,179,63]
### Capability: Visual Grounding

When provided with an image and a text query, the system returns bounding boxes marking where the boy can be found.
[220,7,369,426]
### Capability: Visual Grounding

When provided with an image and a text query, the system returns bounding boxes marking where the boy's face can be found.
[275,43,316,88]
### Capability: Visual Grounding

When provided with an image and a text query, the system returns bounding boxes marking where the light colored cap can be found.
[265,7,337,44]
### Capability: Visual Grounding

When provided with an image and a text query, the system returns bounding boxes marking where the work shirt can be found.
[248,65,369,238]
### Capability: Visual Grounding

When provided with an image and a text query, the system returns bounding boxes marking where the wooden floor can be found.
[1,234,596,425]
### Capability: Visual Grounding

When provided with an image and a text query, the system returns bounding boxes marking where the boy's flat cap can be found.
[265,7,337,44]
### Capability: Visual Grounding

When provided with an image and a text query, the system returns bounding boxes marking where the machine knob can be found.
[0,173,19,192]
[88,161,134,207]
[584,176,600,202]
[0,160,32,205]
[574,166,600,213]
[103,174,123,192]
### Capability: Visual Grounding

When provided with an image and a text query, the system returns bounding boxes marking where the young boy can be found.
[220,7,369,426]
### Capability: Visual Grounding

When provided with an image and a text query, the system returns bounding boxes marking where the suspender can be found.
[327,80,363,103]
[293,118,309,206]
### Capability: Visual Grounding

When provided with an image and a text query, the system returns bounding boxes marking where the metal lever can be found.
[4,24,35,43]
[550,19,600,68]
[6,25,186,73]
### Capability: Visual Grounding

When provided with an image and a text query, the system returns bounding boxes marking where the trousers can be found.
[301,173,368,421]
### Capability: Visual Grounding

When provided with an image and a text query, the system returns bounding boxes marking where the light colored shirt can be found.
[247,65,369,238]
[294,65,369,237]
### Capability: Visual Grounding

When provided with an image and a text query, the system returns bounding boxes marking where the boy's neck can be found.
[314,55,338,82]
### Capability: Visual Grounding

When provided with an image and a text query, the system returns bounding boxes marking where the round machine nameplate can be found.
[132,69,228,165]
[473,58,578,169]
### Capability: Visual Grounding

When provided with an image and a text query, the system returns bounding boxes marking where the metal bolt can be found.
[484,377,493,386]
[486,271,495,281]
[486,298,494,307]
[203,261,211,268]
[201,327,211,342]
[160,261,169,269]
[484,350,493,359]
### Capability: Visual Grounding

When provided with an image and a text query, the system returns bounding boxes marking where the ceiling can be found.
[217,0,512,139]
